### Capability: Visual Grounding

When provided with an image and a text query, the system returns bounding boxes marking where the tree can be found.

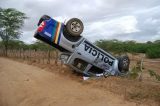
[0,8,27,56]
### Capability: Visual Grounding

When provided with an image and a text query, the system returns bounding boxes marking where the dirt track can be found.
[0,57,147,106]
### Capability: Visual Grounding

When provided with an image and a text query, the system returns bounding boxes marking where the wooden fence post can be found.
[22,49,25,60]
[47,50,50,64]
[42,51,45,64]
[29,49,31,61]
[55,50,58,65]
[138,54,145,81]
[38,50,40,63]
[19,48,21,59]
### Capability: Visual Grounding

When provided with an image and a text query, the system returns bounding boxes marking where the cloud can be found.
[84,15,139,41]
[0,0,160,43]
[20,30,37,44]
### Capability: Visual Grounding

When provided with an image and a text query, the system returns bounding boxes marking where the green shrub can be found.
[146,48,160,58]
[95,39,160,58]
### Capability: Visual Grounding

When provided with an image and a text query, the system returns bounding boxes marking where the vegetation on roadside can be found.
[148,70,160,81]
[95,39,160,58]
[146,47,160,58]
[127,60,142,79]
[1,39,160,58]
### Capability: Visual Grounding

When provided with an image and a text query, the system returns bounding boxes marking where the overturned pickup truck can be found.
[34,15,130,77]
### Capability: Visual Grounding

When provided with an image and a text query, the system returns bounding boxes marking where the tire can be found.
[118,55,130,73]
[63,26,82,42]
[66,18,84,36]
[37,15,51,26]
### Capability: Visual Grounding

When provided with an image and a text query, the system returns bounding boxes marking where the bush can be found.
[95,39,160,58]
[146,48,160,58]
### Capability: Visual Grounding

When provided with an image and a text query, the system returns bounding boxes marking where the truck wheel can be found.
[66,18,84,36]
[118,55,130,73]
[37,15,51,26]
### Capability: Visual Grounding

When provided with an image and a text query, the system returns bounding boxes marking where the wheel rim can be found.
[122,59,129,67]
[70,21,81,33]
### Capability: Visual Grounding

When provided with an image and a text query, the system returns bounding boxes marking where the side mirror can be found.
[59,53,70,64]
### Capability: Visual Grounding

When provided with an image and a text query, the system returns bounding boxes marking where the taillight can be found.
[37,21,46,32]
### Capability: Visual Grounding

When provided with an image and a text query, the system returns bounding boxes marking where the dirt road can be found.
[0,57,140,106]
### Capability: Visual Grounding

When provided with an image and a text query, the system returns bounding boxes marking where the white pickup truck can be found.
[34,15,130,77]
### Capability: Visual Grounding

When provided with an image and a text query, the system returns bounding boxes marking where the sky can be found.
[0,0,160,44]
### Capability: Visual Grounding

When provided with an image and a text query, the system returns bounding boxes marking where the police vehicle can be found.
[34,15,130,77]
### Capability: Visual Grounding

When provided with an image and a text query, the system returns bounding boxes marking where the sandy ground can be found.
[0,57,142,106]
